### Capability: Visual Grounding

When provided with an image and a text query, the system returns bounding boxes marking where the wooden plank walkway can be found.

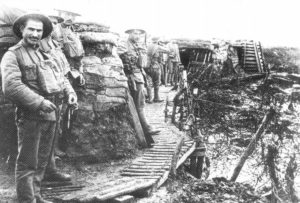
[46,88,195,202]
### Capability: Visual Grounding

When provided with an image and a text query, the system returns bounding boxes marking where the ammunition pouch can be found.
[37,59,64,96]
[22,48,64,96]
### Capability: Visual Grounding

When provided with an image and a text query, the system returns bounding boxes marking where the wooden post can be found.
[170,136,184,176]
[230,108,276,181]
[190,130,206,179]
[127,93,148,148]
[171,89,184,124]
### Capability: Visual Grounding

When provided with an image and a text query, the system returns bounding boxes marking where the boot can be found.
[43,170,71,182]
[146,86,153,103]
[153,87,164,103]
[137,108,160,144]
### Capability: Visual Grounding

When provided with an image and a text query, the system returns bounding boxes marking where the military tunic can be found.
[1,39,75,202]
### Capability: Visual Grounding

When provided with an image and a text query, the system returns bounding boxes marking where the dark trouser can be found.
[144,69,153,102]
[167,60,178,85]
[46,105,63,174]
[16,118,56,203]
[151,67,161,88]
[145,66,162,101]
[131,83,153,141]
[151,67,162,101]
[0,104,18,167]
[160,64,165,85]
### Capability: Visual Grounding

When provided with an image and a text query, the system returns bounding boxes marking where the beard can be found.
[24,35,40,47]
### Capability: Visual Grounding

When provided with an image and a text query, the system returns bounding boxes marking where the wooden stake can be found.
[170,136,184,176]
[230,108,276,181]
[127,93,148,147]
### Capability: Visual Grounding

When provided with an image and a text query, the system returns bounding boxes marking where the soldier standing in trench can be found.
[167,40,181,87]
[39,14,75,183]
[1,13,77,203]
[120,29,160,143]
[146,38,169,103]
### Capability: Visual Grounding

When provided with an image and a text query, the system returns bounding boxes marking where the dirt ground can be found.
[0,151,144,202]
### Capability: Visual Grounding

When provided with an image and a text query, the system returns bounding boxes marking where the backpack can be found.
[61,27,84,58]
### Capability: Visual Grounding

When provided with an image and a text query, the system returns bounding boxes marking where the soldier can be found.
[167,40,181,87]
[39,14,74,183]
[1,13,77,203]
[146,38,169,102]
[53,18,85,86]
[120,29,160,142]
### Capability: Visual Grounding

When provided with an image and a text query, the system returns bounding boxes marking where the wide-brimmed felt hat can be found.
[13,13,53,39]
[48,15,64,23]
[125,29,146,34]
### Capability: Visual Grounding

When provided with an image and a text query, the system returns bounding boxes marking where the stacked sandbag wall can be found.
[65,24,139,162]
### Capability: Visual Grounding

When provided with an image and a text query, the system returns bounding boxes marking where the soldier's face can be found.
[50,18,58,29]
[129,30,141,42]
[21,19,43,47]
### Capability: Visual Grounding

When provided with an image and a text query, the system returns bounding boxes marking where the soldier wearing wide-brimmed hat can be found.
[48,14,64,43]
[1,13,77,203]
[119,28,160,146]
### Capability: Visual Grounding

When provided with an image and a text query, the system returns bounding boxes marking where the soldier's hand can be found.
[68,94,78,110]
[40,99,57,113]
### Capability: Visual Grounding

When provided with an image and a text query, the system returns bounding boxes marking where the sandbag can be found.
[0,26,19,46]
[83,63,128,92]
[80,32,118,45]
[72,21,110,33]
[81,56,102,66]
[0,5,25,25]
[0,25,15,38]
[66,103,138,163]
[0,6,25,47]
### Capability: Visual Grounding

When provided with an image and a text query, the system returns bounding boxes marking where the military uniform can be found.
[39,36,73,180]
[120,39,157,143]
[146,43,168,102]
[1,40,75,202]
[167,42,181,86]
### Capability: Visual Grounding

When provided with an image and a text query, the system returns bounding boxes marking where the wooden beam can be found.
[127,94,148,147]
[170,137,184,176]
[230,108,276,181]
[176,142,196,168]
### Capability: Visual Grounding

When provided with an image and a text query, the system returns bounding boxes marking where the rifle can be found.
[66,107,73,130]
[60,106,75,151]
